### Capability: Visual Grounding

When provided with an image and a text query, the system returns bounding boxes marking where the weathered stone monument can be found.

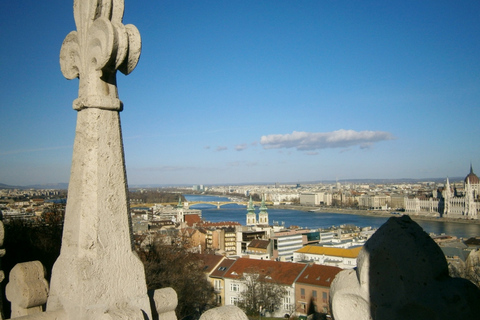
[330,215,480,320]
[46,0,151,318]
[4,1,245,319]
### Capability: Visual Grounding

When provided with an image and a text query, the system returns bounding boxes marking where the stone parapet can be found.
[330,215,480,320]
[6,261,48,318]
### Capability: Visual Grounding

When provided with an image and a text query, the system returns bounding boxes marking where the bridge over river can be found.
[187,200,272,209]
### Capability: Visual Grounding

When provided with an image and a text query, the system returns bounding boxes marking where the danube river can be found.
[184,194,480,239]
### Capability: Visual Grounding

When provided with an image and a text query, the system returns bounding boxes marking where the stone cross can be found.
[47,1,151,319]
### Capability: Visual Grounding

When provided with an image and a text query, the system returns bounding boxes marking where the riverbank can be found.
[282,205,480,225]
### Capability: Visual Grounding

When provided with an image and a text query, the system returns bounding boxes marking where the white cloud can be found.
[216,146,228,151]
[260,129,394,151]
[235,143,248,151]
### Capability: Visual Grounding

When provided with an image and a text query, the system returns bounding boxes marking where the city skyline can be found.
[1,1,480,186]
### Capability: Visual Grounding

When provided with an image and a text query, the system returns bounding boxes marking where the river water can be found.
[184,194,480,239]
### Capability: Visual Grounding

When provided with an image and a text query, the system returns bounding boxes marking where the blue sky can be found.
[1,0,480,186]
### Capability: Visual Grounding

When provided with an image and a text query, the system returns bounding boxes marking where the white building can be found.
[299,192,332,206]
[223,258,307,318]
[293,245,362,269]
[272,231,304,261]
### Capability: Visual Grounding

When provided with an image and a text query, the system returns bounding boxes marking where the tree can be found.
[3,203,64,282]
[138,238,216,320]
[237,267,287,317]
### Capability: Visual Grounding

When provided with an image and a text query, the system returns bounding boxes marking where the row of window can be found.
[300,288,327,301]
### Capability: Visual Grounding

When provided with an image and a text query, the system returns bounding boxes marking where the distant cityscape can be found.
[2,164,480,221]
[1,165,480,318]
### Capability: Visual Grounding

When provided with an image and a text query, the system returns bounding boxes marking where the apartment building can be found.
[293,245,362,269]
[223,258,306,317]
[295,264,342,316]
[272,230,305,261]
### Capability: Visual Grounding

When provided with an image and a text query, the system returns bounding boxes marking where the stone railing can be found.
[330,215,480,320]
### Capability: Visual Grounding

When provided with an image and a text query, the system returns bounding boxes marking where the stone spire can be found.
[246,196,256,226]
[47,1,151,319]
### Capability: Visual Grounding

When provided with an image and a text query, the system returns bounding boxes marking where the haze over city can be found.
[1,0,479,186]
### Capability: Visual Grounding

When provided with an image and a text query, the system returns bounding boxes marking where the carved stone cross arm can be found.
[59,0,141,111]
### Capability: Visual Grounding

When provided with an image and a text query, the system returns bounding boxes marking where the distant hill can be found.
[1,177,465,190]
[27,183,69,190]
[128,177,465,188]
[0,183,22,189]
[0,183,68,190]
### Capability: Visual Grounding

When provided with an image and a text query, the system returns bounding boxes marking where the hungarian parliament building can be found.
[405,165,480,219]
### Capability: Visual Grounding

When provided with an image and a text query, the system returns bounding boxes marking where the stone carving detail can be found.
[60,0,141,111]
[0,220,5,284]
[199,306,249,320]
[151,288,178,320]
[330,215,480,320]
[5,261,49,318]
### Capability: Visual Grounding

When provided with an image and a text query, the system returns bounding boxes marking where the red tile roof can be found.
[224,258,307,286]
[210,258,236,278]
[195,253,224,274]
[295,264,342,287]
[185,214,202,226]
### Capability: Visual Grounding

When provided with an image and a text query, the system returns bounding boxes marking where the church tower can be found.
[246,196,257,226]
[443,177,452,215]
[176,196,185,224]
[258,194,269,225]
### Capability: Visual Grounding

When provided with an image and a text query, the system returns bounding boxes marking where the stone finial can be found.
[330,215,480,320]
[5,261,49,318]
[60,0,141,111]
[151,288,178,320]
[199,306,249,320]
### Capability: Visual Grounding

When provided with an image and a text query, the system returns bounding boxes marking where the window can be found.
[312,290,317,301]
[214,279,222,290]
[300,288,305,299]
[230,296,238,305]
[322,291,327,302]
[230,283,240,292]
[283,296,291,310]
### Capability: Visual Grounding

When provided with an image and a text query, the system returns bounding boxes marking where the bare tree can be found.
[237,267,287,317]
[138,236,216,320]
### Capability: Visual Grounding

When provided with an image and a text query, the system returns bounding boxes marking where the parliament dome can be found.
[465,165,479,185]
